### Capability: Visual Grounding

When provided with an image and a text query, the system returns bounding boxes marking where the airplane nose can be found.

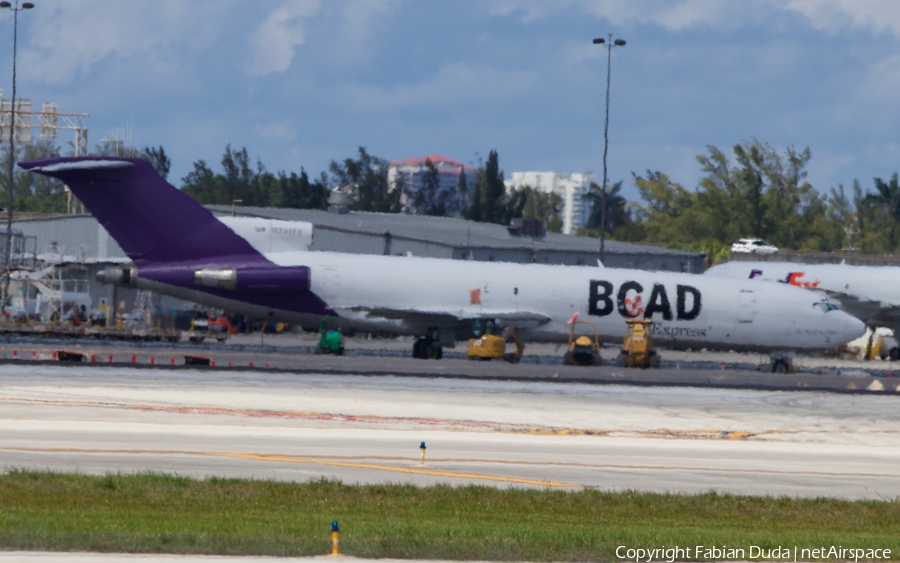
[842,314,866,344]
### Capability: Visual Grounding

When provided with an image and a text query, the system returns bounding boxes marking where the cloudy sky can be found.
[1,0,898,199]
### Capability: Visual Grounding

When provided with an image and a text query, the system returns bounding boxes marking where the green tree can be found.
[520,187,563,233]
[466,164,483,222]
[409,158,446,216]
[0,141,68,213]
[871,173,900,250]
[810,183,856,252]
[705,140,825,250]
[624,141,876,253]
[483,150,505,223]
[181,145,328,210]
[628,170,699,245]
[466,150,507,224]
[328,147,401,213]
[269,169,328,210]
[140,146,171,180]
[850,179,890,253]
[455,167,469,216]
[584,181,629,236]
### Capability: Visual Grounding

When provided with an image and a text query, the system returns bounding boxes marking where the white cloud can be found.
[863,53,900,94]
[595,0,726,30]
[256,120,297,141]
[245,0,321,76]
[333,63,538,113]
[488,0,900,36]
[783,0,900,36]
[338,0,400,40]
[487,0,573,23]
[15,0,230,84]
[487,0,775,31]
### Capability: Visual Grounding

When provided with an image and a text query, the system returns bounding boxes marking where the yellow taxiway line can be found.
[3,446,898,480]
[1,446,580,488]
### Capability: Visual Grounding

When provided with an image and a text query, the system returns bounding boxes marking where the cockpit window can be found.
[814,299,840,312]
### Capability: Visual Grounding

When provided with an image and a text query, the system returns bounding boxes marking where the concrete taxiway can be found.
[1,363,898,499]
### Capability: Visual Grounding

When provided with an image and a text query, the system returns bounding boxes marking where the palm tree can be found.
[872,173,900,250]
[585,181,628,234]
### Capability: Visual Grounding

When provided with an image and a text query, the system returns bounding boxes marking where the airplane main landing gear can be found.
[412,328,444,360]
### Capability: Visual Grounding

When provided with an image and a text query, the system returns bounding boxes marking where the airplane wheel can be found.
[773,359,789,374]
[891,347,900,361]
[615,352,627,368]
[426,344,442,360]
[412,338,429,359]
[563,351,574,366]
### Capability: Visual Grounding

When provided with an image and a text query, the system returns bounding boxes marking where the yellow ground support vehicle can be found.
[615,318,661,369]
[466,319,524,363]
[563,320,602,366]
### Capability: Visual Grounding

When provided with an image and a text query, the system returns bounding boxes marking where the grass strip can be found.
[0,470,898,560]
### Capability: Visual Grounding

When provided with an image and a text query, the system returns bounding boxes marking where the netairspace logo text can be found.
[616,545,892,562]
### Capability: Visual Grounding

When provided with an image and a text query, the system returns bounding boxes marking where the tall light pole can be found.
[592,33,625,265]
[0,0,33,312]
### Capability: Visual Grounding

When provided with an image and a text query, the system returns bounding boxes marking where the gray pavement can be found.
[0,339,897,394]
[1,364,898,499]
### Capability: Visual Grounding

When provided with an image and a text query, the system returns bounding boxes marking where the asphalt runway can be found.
[2,362,899,500]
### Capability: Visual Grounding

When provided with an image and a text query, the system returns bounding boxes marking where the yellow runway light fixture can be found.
[330,520,340,556]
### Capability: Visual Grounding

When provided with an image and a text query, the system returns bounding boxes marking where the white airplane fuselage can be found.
[707,261,900,334]
[135,248,864,352]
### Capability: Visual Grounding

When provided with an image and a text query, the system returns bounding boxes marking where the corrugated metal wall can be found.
[13,215,705,274]
[310,228,386,255]
[389,238,455,259]
[13,216,126,259]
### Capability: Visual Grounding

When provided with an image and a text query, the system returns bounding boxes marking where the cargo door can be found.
[738,290,755,323]
[319,265,343,303]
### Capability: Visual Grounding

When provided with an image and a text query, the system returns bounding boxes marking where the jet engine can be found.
[96,265,138,288]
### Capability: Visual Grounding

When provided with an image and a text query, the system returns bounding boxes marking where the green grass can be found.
[0,470,898,560]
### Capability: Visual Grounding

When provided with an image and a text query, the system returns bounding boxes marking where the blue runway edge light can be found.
[331,520,339,532]
[420,441,426,449]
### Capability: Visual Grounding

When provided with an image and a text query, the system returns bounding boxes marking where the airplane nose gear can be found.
[769,351,795,374]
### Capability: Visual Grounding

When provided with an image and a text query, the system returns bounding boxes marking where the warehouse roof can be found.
[207,205,700,257]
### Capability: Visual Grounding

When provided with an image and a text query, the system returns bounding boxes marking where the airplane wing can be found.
[342,306,552,330]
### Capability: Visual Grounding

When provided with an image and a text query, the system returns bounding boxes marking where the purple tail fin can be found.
[18,157,261,264]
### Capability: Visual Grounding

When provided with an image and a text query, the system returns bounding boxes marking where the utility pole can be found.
[0,1,35,312]
[592,33,625,265]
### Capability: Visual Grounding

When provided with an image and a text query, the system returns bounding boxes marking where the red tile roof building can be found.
[388,155,475,216]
